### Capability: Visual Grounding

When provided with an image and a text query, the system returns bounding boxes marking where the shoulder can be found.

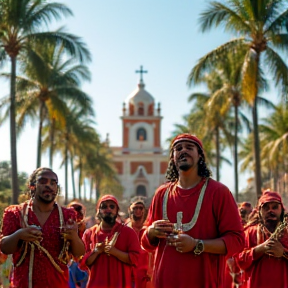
[244,224,258,234]
[154,182,173,197]
[207,178,230,192]
[3,205,22,217]
[61,206,77,219]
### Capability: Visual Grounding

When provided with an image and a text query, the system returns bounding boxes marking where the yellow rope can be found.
[16,242,28,267]
[29,244,35,288]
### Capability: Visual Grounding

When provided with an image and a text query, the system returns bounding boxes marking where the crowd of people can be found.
[0,133,287,288]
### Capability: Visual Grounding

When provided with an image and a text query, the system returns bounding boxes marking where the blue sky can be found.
[0,0,279,196]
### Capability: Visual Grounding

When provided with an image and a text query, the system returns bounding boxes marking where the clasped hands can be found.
[263,239,284,258]
[93,241,114,255]
[149,220,197,253]
[18,227,43,243]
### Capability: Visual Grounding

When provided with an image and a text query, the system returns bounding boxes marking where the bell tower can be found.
[111,66,168,200]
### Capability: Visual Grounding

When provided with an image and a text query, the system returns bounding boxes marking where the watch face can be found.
[197,242,203,251]
[194,240,204,255]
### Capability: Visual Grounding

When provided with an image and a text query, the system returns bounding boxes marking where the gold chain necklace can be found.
[162,178,209,232]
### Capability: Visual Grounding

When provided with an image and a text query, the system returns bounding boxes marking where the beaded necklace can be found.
[162,178,209,232]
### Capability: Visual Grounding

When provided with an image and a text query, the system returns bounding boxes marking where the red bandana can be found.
[171,133,203,152]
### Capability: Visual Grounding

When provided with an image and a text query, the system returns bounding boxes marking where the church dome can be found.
[126,82,154,106]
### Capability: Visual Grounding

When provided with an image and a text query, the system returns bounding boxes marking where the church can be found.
[110,66,168,201]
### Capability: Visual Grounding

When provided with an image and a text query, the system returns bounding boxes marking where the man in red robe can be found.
[81,195,140,288]
[0,167,85,288]
[238,190,288,288]
[141,133,245,288]
[126,199,152,288]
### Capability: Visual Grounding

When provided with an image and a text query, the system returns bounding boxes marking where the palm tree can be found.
[170,94,232,181]
[189,0,288,198]
[0,0,91,204]
[188,74,234,182]
[14,40,91,168]
[260,104,288,191]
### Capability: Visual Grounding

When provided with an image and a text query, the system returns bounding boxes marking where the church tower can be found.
[111,66,168,200]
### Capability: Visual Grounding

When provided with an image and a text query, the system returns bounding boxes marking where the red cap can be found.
[96,195,119,210]
[240,202,252,209]
[258,190,283,208]
[171,133,203,152]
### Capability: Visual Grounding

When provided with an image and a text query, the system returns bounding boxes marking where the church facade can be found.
[110,67,168,200]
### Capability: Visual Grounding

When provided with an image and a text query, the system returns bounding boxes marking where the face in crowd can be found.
[31,169,59,204]
[173,141,201,172]
[130,202,145,221]
[98,200,118,225]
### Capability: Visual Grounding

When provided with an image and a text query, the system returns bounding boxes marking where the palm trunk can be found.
[64,134,68,204]
[90,178,93,201]
[252,98,262,198]
[10,56,19,204]
[215,128,220,181]
[36,101,45,168]
[234,104,239,202]
[78,159,82,200]
[70,154,76,199]
[49,118,55,168]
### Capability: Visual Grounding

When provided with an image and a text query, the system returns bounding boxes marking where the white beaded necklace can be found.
[162,178,209,232]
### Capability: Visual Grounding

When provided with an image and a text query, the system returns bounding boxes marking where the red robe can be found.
[238,224,288,288]
[126,221,151,288]
[82,222,140,288]
[1,203,76,288]
[141,178,244,288]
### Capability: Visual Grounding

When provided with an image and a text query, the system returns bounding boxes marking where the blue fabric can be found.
[68,261,88,288]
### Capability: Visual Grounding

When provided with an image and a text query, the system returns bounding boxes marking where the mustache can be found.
[178,152,189,160]
[265,212,276,219]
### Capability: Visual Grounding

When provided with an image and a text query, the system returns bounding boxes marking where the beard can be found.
[178,162,193,171]
[264,219,279,233]
[263,212,281,232]
[99,212,117,225]
[132,214,143,222]
[36,193,56,204]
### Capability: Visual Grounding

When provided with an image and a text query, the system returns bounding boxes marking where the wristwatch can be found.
[194,240,204,255]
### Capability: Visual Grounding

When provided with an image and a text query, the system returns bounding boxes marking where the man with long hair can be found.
[81,195,140,288]
[141,133,244,288]
[238,190,288,288]
[0,167,85,288]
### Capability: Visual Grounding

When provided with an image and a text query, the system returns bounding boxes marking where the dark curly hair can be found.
[26,167,59,197]
[165,146,212,182]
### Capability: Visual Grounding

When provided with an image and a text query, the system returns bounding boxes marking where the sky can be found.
[0,0,280,197]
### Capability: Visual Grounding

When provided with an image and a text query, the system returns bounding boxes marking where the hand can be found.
[93,242,105,254]
[265,239,284,258]
[17,227,43,242]
[61,222,78,241]
[167,234,197,253]
[148,220,174,239]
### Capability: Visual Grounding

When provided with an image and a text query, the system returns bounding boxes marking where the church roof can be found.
[126,82,154,106]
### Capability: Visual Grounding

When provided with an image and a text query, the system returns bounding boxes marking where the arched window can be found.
[137,128,147,141]
[138,102,144,115]
[136,185,147,196]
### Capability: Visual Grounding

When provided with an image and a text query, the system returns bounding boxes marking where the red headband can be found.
[96,195,119,210]
[171,133,203,152]
[258,190,283,208]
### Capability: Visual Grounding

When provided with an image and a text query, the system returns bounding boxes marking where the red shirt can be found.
[238,224,288,288]
[141,178,245,288]
[82,222,140,288]
[1,203,76,288]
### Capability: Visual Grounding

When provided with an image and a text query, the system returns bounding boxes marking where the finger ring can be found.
[176,248,182,253]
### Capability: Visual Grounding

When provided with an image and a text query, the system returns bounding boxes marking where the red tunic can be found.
[82,222,140,288]
[238,224,288,288]
[141,178,244,288]
[1,203,76,288]
[126,221,151,288]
